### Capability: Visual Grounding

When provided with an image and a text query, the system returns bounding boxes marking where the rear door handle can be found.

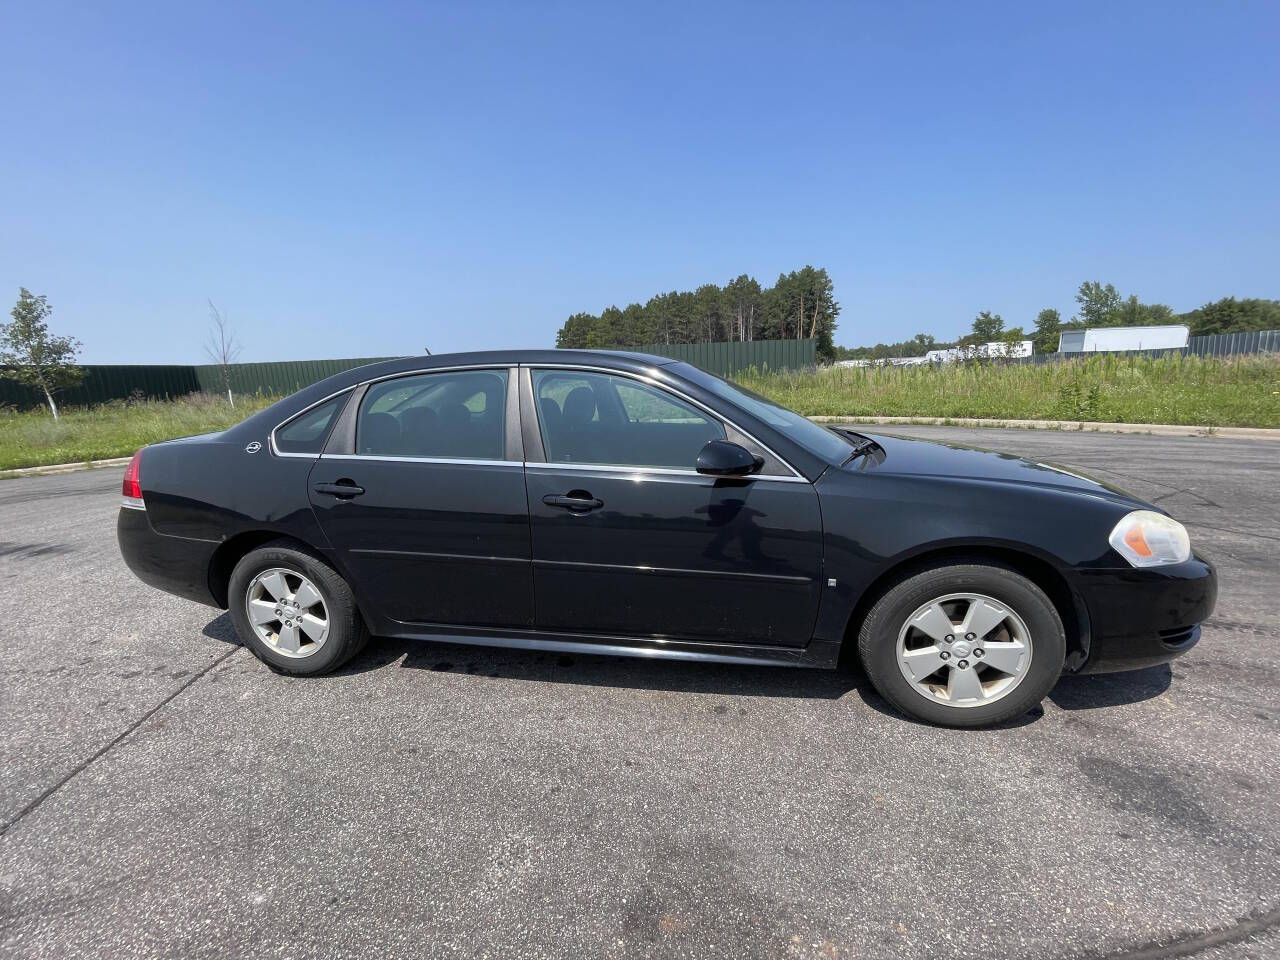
[313,481,365,498]
[542,493,603,512]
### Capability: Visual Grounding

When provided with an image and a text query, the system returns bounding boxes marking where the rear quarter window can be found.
[273,394,347,455]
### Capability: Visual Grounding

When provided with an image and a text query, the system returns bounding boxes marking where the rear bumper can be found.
[117,507,221,608]
[1072,556,1217,674]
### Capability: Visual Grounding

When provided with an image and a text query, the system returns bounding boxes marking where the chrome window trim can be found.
[271,364,511,460]
[352,365,512,461]
[522,461,808,483]
[320,454,523,468]
[271,361,809,482]
[358,362,512,384]
[270,387,356,459]
[311,453,805,481]
[523,362,808,482]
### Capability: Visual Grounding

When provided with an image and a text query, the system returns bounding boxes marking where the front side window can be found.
[533,369,724,469]
[274,393,347,455]
[357,369,508,459]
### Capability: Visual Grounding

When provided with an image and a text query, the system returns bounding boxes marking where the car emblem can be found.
[245,441,262,454]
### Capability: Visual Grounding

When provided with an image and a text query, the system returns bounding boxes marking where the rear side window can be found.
[274,394,346,455]
[357,369,508,459]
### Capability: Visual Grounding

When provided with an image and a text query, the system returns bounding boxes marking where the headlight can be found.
[1108,510,1191,567]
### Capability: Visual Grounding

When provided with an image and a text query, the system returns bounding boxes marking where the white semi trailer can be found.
[1058,325,1190,353]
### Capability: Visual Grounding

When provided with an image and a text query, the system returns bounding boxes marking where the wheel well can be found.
[207,531,311,608]
[842,545,1089,669]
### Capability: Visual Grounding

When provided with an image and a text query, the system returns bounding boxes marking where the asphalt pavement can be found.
[1,426,1277,960]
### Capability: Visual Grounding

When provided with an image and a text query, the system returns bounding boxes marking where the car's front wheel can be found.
[857,562,1065,727]
[228,540,369,675]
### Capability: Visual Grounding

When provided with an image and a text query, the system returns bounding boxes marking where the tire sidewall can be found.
[228,543,357,675]
[859,564,1065,727]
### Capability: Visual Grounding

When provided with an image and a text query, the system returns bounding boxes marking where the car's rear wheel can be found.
[228,541,368,675]
[857,563,1065,727]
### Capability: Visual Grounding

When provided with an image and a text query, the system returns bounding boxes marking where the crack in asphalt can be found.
[1182,522,1280,544]
[0,645,243,838]
[1058,903,1280,960]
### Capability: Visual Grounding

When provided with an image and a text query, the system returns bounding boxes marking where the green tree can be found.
[591,306,625,347]
[1074,281,1123,326]
[800,266,840,361]
[833,332,939,361]
[1072,282,1178,329]
[760,267,839,359]
[1032,308,1060,353]
[1179,297,1280,336]
[553,265,839,357]
[694,283,724,342]
[616,302,653,346]
[644,293,677,345]
[555,312,598,348]
[970,310,1004,342]
[668,290,701,343]
[0,288,83,420]
[911,333,937,354]
[1000,325,1026,357]
[723,274,762,341]
[1112,295,1175,327]
[203,299,241,407]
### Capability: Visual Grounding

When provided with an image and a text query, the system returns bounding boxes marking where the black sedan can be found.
[117,350,1216,726]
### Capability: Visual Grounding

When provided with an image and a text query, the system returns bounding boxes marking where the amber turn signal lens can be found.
[1123,524,1153,557]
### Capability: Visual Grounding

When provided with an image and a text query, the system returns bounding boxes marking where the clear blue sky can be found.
[3,1,1277,363]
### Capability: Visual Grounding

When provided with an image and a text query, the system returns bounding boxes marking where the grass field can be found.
[2,353,1277,471]
[740,353,1280,429]
[0,393,279,471]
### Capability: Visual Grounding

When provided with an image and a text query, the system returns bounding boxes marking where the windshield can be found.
[672,363,854,464]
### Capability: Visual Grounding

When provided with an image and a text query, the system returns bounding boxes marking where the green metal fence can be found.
[192,358,395,397]
[0,341,814,409]
[0,357,396,410]
[0,364,198,409]
[631,339,816,376]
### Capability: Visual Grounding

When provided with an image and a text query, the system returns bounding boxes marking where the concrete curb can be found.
[0,456,133,479]
[810,416,1280,440]
[4,416,1279,479]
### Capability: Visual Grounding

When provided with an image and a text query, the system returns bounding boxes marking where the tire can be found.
[228,539,369,676]
[857,562,1065,727]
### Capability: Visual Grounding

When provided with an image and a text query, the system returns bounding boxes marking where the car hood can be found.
[843,431,1151,506]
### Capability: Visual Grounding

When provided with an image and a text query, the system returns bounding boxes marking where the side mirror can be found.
[696,439,764,477]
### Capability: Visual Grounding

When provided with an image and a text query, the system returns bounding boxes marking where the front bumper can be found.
[117,506,221,607]
[1072,555,1217,674]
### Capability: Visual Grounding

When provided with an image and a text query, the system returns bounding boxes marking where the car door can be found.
[307,366,533,628]
[522,366,824,646]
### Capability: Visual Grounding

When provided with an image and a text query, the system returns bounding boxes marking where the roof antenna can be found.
[423,346,432,355]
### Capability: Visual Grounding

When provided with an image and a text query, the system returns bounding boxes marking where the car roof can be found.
[223,350,681,440]
[347,349,678,378]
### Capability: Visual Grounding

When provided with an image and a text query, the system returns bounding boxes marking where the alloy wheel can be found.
[244,567,330,659]
[895,592,1032,708]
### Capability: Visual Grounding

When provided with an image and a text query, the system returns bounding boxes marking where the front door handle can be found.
[542,493,604,512]
[313,481,365,498]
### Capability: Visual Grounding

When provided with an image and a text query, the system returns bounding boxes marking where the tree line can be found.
[836,282,1280,360]
[555,266,840,361]
[6,277,1278,419]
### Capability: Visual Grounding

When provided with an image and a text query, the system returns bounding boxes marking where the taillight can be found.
[121,450,145,509]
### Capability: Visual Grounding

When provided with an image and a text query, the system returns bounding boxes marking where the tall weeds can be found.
[734,353,1280,428]
[0,393,279,470]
